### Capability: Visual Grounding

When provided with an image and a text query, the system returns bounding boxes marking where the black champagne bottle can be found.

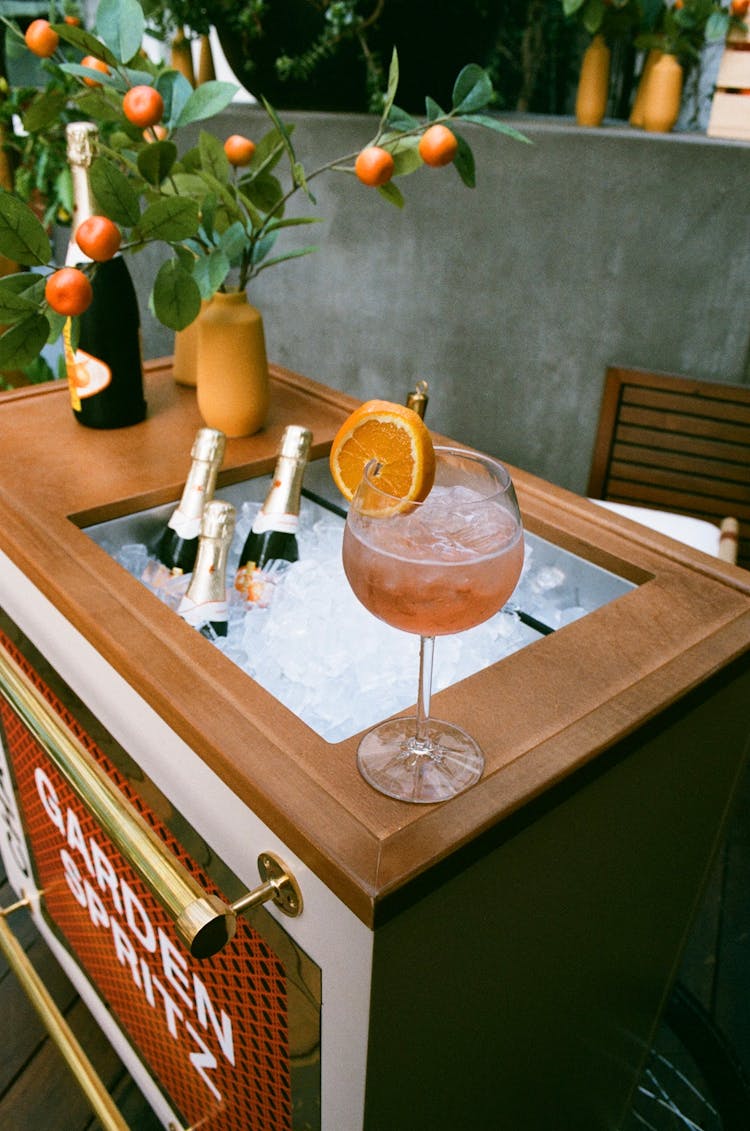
[155,427,226,574]
[235,425,312,600]
[64,121,146,429]
[177,500,235,638]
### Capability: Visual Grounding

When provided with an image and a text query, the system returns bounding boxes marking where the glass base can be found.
[356,717,485,804]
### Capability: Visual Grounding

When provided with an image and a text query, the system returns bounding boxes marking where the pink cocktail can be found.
[343,445,524,803]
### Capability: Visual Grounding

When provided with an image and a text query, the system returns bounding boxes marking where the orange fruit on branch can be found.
[123,85,164,129]
[45,267,93,317]
[24,19,59,58]
[354,146,395,187]
[418,124,459,168]
[224,134,256,166]
[75,216,121,262]
[329,399,435,505]
[80,55,110,87]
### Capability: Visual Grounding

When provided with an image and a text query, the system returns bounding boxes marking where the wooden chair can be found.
[587,367,750,568]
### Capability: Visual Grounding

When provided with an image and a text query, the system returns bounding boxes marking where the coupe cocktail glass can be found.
[342,445,524,803]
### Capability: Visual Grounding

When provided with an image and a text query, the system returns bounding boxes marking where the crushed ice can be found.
[110,496,588,744]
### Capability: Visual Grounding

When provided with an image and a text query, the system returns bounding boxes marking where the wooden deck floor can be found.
[1,759,749,1130]
[0,870,161,1131]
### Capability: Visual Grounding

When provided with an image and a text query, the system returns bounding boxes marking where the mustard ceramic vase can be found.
[629,50,662,128]
[642,53,683,133]
[575,35,611,127]
[195,292,270,438]
[172,300,208,387]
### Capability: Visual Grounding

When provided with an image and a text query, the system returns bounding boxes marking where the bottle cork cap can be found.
[66,121,99,166]
[279,425,312,462]
[191,427,226,465]
[201,500,235,541]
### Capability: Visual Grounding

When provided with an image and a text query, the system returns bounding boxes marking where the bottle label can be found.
[63,318,112,408]
[251,511,299,535]
[176,595,228,629]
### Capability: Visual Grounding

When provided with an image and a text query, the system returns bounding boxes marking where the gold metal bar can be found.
[0,910,131,1131]
[0,646,235,958]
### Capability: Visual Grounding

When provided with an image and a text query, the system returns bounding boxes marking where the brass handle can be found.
[0,900,133,1131]
[0,647,302,959]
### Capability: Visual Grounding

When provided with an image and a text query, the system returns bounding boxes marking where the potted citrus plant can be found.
[0,0,528,431]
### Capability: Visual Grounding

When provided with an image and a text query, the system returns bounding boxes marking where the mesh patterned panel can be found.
[0,631,293,1131]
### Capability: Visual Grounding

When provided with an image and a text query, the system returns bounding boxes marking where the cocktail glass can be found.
[342,445,524,803]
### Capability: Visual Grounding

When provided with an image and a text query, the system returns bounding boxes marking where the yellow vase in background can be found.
[642,53,683,133]
[575,35,611,127]
[172,300,209,387]
[630,49,662,127]
[196,292,270,438]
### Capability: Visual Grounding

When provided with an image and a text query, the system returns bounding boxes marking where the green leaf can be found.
[391,136,423,177]
[0,285,39,324]
[151,259,202,330]
[89,158,142,226]
[459,114,532,144]
[133,197,201,243]
[0,193,51,266]
[254,245,319,275]
[76,88,127,123]
[425,96,446,122]
[452,65,493,114]
[292,160,316,204]
[95,0,145,64]
[562,0,587,15]
[388,105,420,132]
[21,90,68,133]
[217,222,248,261]
[582,0,606,35]
[196,169,244,223]
[380,49,400,126]
[175,82,238,128]
[161,171,211,199]
[52,23,119,67]
[198,130,230,183]
[377,181,405,208]
[60,62,122,90]
[0,314,51,369]
[261,98,298,170]
[46,307,66,343]
[453,133,476,188]
[242,172,283,215]
[156,70,194,129]
[137,140,178,186]
[263,215,322,234]
[193,248,231,296]
[706,11,729,40]
[0,272,45,299]
[251,126,292,176]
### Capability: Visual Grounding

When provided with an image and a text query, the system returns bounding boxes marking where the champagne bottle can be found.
[235,425,312,601]
[177,500,235,638]
[64,121,146,429]
[155,427,226,574]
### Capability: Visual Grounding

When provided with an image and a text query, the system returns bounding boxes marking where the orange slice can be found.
[329,399,435,505]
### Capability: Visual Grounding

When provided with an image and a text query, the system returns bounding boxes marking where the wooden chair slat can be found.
[588,367,750,568]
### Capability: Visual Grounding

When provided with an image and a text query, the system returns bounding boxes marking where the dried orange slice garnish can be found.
[329,399,435,505]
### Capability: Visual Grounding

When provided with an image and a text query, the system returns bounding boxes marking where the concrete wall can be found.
[132,108,750,495]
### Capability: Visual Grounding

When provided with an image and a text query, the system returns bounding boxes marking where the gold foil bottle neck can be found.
[191,427,226,466]
[66,121,99,168]
[279,425,312,463]
[201,499,236,542]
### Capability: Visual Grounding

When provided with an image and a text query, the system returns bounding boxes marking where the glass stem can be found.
[414,635,435,744]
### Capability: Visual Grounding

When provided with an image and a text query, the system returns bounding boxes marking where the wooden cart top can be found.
[1,362,749,926]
